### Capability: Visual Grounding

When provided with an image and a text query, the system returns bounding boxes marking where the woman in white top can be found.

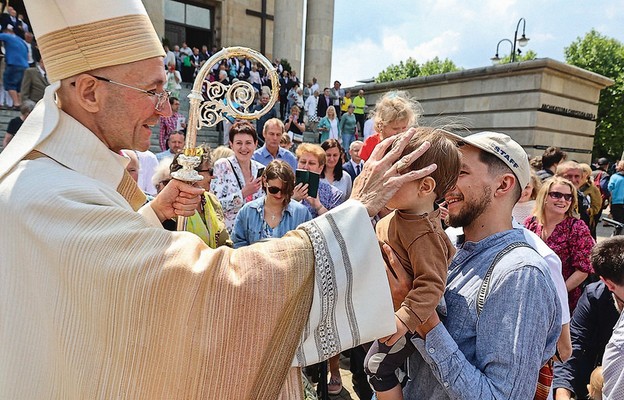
[248,63,262,92]
[318,105,340,143]
[321,139,352,203]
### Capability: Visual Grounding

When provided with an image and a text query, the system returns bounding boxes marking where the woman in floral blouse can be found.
[210,121,265,232]
[524,176,595,312]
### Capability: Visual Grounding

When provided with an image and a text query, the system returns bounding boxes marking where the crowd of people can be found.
[0,5,48,114]
[2,1,624,400]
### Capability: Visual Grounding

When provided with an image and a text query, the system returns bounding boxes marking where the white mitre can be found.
[0,0,166,180]
[25,0,164,82]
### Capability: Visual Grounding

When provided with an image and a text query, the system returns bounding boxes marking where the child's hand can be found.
[438,200,449,221]
[380,316,409,347]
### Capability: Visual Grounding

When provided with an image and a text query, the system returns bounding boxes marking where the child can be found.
[364,127,461,400]
[280,132,293,150]
[588,366,604,400]
[359,91,421,161]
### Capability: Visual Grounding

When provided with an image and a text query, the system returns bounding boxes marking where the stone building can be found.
[350,58,613,163]
[142,0,334,87]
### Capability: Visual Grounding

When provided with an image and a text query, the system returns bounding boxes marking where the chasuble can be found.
[0,84,395,399]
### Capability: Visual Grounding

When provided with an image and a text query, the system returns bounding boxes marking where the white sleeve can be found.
[292,200,395,366]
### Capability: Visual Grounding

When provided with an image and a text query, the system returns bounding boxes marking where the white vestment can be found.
[0,83,395,399]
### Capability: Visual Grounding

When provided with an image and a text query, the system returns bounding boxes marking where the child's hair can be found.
[212,145,234,161]
[588,366,603,400]
[280,133,292,146]
[392,127,461,201]
[369,91,422,135]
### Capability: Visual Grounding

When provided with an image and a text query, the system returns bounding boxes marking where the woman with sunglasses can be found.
[524,176,595,312]
[169,145,231,248]
[231,160,312,248]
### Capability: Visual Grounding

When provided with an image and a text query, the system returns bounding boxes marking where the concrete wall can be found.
[348,59,613,163]
[273,0,304,73]
[304,0,334,88]
[143,0,166,39]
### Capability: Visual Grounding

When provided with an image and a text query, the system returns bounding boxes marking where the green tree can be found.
[375,57,459,83]
[565,29,624,159]
[497,49,538,64]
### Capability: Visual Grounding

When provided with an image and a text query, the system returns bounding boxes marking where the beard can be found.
[446,186,492,228]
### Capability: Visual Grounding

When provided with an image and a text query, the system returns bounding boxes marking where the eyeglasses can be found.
[267,185,283,195]
[548,191,573,201]
[197,168,214,176]
[72,75,171,112]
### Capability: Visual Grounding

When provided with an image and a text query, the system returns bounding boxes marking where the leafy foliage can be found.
[496,49,538,64]
[375,57,460,83]
[280,58,293,74]
[565,29,624,159]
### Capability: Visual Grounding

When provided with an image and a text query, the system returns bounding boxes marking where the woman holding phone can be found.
[211,121,265,232]
[231,160,312,248]
[293,143,343,218]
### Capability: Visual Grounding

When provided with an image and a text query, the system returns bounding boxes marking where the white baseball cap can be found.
[450,131,531,190]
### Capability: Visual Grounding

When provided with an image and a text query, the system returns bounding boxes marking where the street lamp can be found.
[491,39,513,64]
[490,18,530,64]
[511,17,530,62]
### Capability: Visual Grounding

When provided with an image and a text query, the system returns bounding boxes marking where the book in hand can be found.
[295,169,320,198]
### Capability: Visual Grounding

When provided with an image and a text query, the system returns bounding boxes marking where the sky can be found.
[330,0,624,87]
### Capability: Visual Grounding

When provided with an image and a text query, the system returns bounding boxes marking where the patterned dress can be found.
[524,216,594,312]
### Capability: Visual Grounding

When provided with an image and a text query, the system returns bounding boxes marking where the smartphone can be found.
[295,169,320,198]
[256,167,265,179]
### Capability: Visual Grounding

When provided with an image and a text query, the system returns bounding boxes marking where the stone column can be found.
[304,0,334,88]
[272,0,304,74]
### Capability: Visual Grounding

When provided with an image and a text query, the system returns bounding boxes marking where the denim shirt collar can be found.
[248,196,294,216]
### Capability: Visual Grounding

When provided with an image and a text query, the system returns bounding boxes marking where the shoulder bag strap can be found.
[227,159,244,190]
[476,241,535,316]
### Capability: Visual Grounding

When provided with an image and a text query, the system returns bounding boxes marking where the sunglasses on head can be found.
[267,185,283,195]
[548,191,573,201]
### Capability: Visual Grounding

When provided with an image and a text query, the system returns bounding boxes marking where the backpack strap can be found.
[476,241,535,316]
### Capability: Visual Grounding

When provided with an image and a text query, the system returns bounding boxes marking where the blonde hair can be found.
[280,133,292,146]
[212,145,234,161]
[527,170,542,200]
[533,176,578,224]
[556,160,581,176]
[588,366,603,400]
[369,91,421,137]
[579,162,593,182]
[295,143,326,167]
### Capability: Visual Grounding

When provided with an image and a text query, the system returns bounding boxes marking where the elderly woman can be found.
[317,105,340,143]
[359,91,420,161]
[211,121,265,232]
[321,139,352,203]
[293,143,343,218]
[232,160,312,248]
[524,176,595,312]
